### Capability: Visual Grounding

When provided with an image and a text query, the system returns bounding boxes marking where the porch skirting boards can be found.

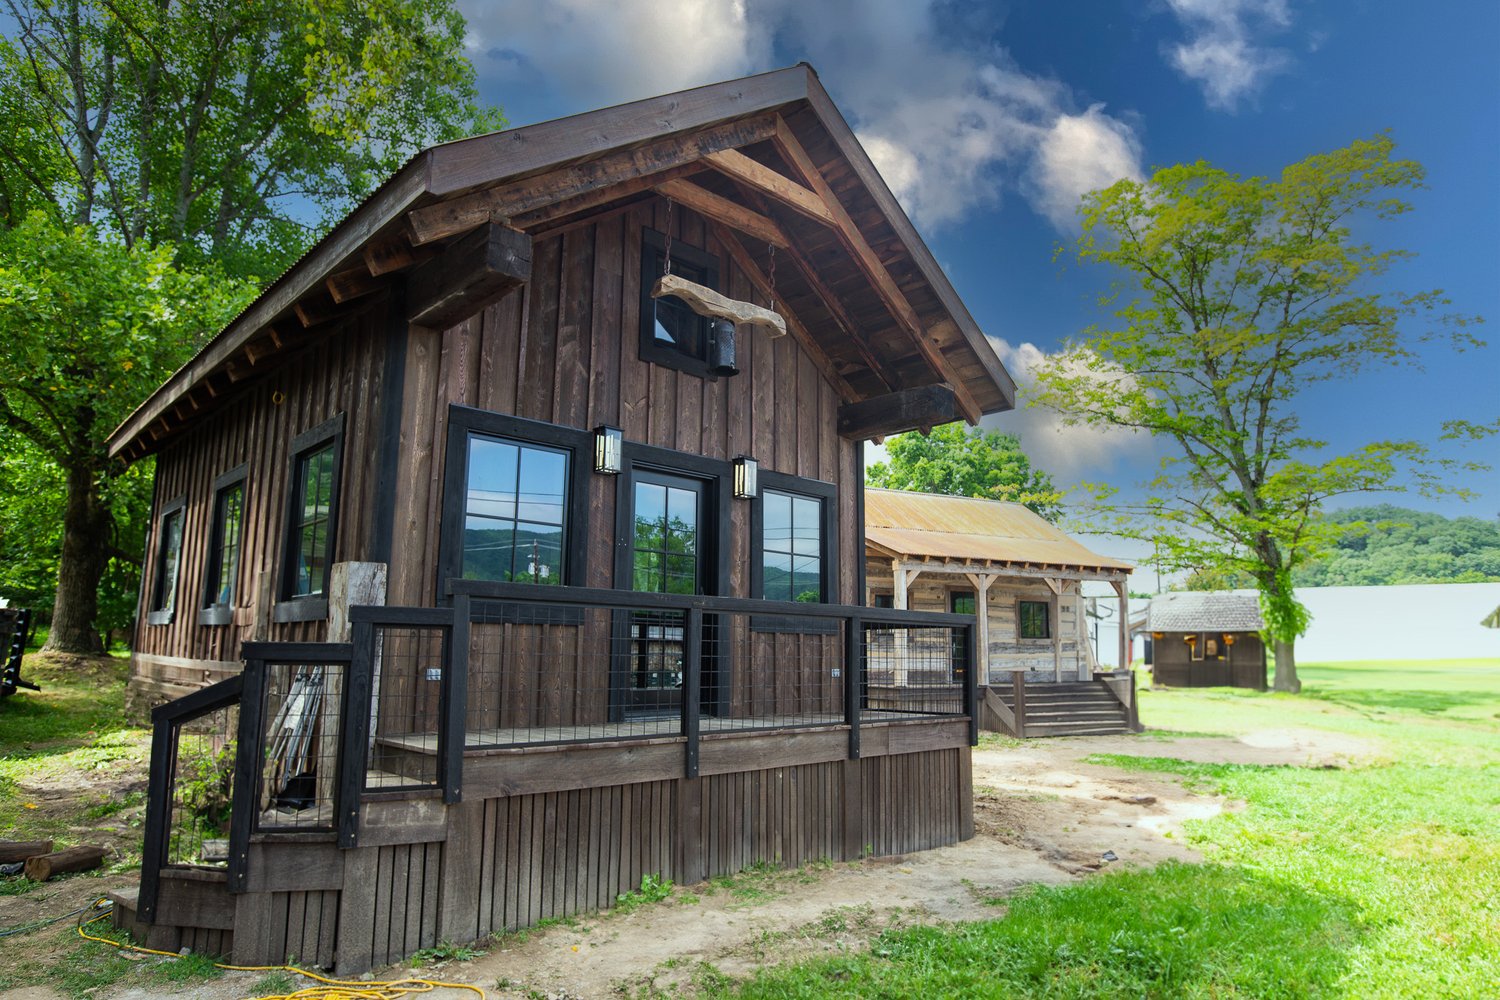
[117,723,972,974]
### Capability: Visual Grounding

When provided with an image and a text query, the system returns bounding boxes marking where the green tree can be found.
[1031,135,1489,692]
[0,213,255,651]
[0,0,502,650]
[1294,505,1500,587]
[1,0,503,276]
[866,423,1062,520]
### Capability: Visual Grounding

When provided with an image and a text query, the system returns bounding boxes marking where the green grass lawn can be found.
[722,660,1500,999]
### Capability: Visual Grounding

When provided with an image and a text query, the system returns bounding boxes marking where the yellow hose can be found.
[76,900,486,1000]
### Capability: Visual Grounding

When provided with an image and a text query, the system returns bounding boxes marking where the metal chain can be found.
[767,242,776,299]
[663,198,673,277]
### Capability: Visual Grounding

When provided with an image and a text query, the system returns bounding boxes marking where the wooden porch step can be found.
[1024,721,1133,736]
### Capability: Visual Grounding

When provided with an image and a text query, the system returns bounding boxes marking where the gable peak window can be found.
[639,228,722,377]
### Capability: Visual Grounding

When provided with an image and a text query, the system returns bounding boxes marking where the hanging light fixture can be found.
[732,455,758,499]
[593,425,622,475]
[709,318,739,377]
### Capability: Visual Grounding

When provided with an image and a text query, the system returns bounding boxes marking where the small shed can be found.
[1142,591,1267,689]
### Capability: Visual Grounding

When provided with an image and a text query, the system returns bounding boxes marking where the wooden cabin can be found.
[105,66,1017,972]
[1140,591,1268,689]
[864,489,1139,736]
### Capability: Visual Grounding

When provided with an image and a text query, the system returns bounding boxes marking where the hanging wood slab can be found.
[652,274,786,338]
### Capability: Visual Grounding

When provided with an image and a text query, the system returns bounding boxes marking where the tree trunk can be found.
[1272,638,1301,693]
[42,463,110,654]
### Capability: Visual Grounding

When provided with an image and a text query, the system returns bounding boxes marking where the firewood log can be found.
[23,845,107,881]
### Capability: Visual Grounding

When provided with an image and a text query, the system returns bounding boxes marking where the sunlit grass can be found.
[717,659,1500,998]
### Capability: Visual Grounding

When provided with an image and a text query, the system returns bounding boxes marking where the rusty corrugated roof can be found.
[864,488,1132,573]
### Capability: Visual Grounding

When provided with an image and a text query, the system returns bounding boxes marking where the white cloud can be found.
[459,0,1143,233]
[1162,0,1293,111]
[461,0,765,109]
[983,337,1153,484]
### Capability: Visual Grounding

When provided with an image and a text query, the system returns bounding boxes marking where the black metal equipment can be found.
[0,607,39,697]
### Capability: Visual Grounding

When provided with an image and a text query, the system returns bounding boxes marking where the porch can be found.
[123,584,977,972]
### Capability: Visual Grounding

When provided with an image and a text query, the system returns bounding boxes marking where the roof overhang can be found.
[109,64,1015,460]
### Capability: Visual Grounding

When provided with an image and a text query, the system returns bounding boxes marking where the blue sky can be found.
[457,0,1500,550]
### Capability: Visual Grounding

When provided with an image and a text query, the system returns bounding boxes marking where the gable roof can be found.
[108,64,1015,460]
[863,488,1131,575]
[1146,591,1264,632]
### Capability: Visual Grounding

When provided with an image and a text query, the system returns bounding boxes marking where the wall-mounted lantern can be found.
[593,425,623,475]
[732,455,758,500]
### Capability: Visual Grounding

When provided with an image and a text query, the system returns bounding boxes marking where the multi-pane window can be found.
[202,471,246,620]
[461,435,568,584]
[148,502,185,621]
[1018,599,1050,640]
[761,490,823,603]
[288,443,336,598]
[631,480,699,595]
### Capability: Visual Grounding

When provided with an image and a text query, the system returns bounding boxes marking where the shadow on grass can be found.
[1304,686,1499,716]
[728,861,1362,999]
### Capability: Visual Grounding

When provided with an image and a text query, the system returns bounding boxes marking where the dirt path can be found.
[1,727,1375,1000]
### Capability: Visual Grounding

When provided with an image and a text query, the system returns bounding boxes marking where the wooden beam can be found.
[407,222,532,329]
[326,266,383,304]
[651,273,785,338]
[770,117,981,423]
[703,148,833,227]
[292,291,340,329]
[837,383,959,440]
[511,163,704,232]
[781,241,898,392]
[652,178,787,249]
[408,114,779,245]
[363,234,441,276]
[711,224,857,403]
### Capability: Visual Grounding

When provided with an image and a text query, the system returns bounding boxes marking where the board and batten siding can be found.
[387,200,858,610]
[130,298,394,711]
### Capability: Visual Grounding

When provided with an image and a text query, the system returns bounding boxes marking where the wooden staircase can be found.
[980,673,1141,738]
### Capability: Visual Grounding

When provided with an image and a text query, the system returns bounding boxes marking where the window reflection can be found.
[461,434,568,584]
[761,489,822,602]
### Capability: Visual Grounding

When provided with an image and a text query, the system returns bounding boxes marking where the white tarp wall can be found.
[1282,583,1500,662]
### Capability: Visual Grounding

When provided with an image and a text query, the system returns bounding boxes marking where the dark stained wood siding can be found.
[1151,631,1267,689]
[388,200,858,610]
[130,298,393,710]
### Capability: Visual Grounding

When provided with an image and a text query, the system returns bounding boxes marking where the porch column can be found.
[1114,579,1130,673]
[893,562,919,686]
[1045,578,1064,682]
[965,572,996,685]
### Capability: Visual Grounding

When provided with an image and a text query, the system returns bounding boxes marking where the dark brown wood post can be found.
[1010,669,1027,739]
[442,594,470,804]
[683,608,702,778]
[844,613,861,759]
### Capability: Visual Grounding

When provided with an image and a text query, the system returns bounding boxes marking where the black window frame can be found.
[146,494,187,626]
[199,463,249,626]
[871,592,894,609]
[1018,598,1052,641]
[438,405,591,617]
[750,471,840,634]
[638,227,721,378]
[274,413,345,624]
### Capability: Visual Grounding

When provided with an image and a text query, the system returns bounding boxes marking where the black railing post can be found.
[683,607,702,778]
[964,622,979,747]
[844,614,861,759]
[339,622,375,849]
[227,660,266,893]
[137,716,176,921]
[442,594,470,804]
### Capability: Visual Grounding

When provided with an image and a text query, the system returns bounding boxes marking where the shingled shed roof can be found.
[1146,591,1264,632]
[864,488,1132,575]
[108,64,1015,460]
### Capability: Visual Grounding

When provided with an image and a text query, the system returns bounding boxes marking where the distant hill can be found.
[1295,505,1500,587]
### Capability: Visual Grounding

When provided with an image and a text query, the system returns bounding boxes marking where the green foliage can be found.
[1295,504,1500,586]
[614,873,674,914]
[0,213,253,645]
[410,941,481,966]
[1031,134,1490,687]
[0,0,503,276]
[867,423,1063,520]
